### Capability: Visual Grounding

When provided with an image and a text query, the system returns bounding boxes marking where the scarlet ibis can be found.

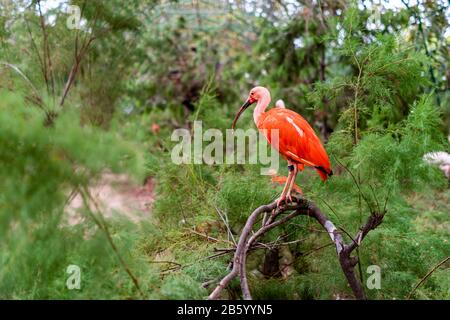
[232,86,332,206]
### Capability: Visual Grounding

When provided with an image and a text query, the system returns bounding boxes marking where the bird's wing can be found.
[259,108,331,175]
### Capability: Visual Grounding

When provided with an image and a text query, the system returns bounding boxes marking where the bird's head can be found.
[232,86,270,130]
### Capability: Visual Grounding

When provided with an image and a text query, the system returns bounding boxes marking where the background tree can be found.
[0,0,448,299]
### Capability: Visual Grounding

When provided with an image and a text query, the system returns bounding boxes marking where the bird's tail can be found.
[315,166,333,181]
[275,99,285,108]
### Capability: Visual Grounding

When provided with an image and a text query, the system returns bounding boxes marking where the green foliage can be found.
[350,95,445,192]
[216,171,277,224]
[0,91,147,298]
[0,0,449,300]
[160,274,207,300]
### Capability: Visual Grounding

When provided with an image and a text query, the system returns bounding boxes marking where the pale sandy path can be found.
[66,172,155,225]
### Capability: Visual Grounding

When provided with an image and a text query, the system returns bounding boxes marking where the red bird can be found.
[232,86,332,206]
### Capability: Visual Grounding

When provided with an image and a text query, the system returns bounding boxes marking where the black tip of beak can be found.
[232,100,253,130]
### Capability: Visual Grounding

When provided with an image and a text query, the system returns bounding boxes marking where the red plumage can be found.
[232,86,332,206]
[257,108,332,180]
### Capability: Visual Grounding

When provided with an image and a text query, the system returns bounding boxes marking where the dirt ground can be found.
[66,172,155,225]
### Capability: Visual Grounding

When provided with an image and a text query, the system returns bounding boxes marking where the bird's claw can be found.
[287,193,293,203]
[276,192,296,208]
[276,195,286,207]
[276,195,292,207]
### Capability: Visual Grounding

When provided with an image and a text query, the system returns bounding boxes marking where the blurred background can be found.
[0,0,449,299]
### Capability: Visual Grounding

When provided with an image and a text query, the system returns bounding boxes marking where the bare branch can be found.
[240,205,306,299]
[208,201,279,300]
[208,196,386,300]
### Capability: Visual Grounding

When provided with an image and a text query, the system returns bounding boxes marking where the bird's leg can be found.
[285,164,298,203]
[276,164,295,207]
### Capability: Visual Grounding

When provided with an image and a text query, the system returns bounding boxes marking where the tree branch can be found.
[208,196,385,300]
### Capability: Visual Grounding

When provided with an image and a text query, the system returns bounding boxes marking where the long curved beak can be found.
[232,99,254,130]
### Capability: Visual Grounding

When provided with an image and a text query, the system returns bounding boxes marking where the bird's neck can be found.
[253,94,271,125]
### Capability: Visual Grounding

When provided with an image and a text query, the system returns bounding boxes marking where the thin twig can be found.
[333,155,375,214]
[302,242,334,257]
[214,205,237,246]
[79,187,143,296]
[407,256,450,299]
[188,228,234,245]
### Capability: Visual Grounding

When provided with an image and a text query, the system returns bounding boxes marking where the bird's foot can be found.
[287,193,294,203]
[277,192,299,208]
[276,194,293,207]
